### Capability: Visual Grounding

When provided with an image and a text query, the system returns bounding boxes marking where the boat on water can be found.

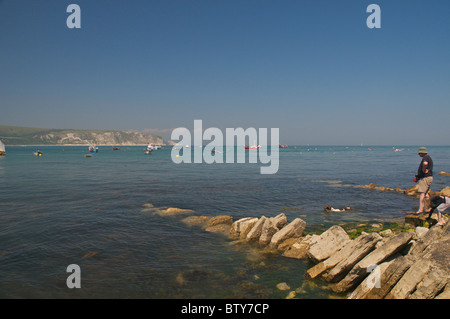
[279,144,288,148]
[89,144,98,153]
[147,143,162,151]
[84,154,92,158]
[0,140,5,156]
[33,150,43,157]
[244,140,261,150]
[113,147,120,150]
[245,144,261,150]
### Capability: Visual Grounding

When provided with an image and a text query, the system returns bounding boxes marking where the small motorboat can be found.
[89,144,99,153]
[84,154,92,158]
[33,150,43,157]
[113,147,120,150]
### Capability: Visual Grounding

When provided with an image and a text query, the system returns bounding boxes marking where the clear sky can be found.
[0,0,449,145]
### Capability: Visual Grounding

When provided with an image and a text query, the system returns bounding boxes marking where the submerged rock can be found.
[276,282,290,291]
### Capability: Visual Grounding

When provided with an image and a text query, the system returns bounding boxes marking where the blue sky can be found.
[0,0,449,145]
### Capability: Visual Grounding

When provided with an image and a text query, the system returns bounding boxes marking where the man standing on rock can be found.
[415,147,433,214]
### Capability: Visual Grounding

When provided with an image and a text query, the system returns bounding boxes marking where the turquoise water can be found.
[1,145,449,298]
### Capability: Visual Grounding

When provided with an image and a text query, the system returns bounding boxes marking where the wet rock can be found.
[205,223,232,234]
[160,207,194,215]
[281,238,310,259]
[181,216,210,228]
[207,215,233,227]
[276,282,290,291]
[438,171,450,176]
[286,291,296,299]
[404,213,437,227]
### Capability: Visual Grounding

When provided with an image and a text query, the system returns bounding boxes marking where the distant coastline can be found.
[0,125,164,146]
[6,144,163,147]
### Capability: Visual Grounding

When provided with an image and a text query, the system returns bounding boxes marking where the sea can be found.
[1,145,449,299]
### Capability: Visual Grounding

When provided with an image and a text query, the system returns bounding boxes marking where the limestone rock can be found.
[205,224,232,234]
[272,213,288,229]
[181,216,210,228]
[438,171,450,176]
[269,218,306,248]
[246,216,267,242]
[207,215,233,227]
[281,238,310,259]
[259,218,279,246]
[348,260,393,299]
[321,233,382,283]
[333,232,412,293]
[230,217,258,238]
[276,282,290,291]
[362,255,416,299]
[440,186,450,197]
[307,225,350,263]
[159,207,193,215]
[386,258,433,299]
[415,226,429,238]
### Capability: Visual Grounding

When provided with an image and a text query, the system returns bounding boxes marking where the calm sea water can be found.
[1,145,449,298]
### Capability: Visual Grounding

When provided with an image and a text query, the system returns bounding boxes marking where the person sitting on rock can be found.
[428,195,448,226]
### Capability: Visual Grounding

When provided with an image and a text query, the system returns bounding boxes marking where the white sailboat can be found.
[0,140,5,156]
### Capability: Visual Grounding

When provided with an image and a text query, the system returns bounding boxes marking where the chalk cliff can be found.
[0,125,163,145]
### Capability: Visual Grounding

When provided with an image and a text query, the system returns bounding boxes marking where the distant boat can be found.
[279,144,288,148]
[0,140,5,156]
[89,144,98,153]
[84,154,92,158]
[245,143,261,150]
[113,147,120,150]
[33,150,43,157]
[245,140,261,150]
[147,143,162,151]
[144,149,152,155]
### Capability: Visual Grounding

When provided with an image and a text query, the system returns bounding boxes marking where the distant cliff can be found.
[0,125,164,146]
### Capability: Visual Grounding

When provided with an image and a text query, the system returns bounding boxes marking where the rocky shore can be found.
[179,211,449,299]
[146,182,450,299]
